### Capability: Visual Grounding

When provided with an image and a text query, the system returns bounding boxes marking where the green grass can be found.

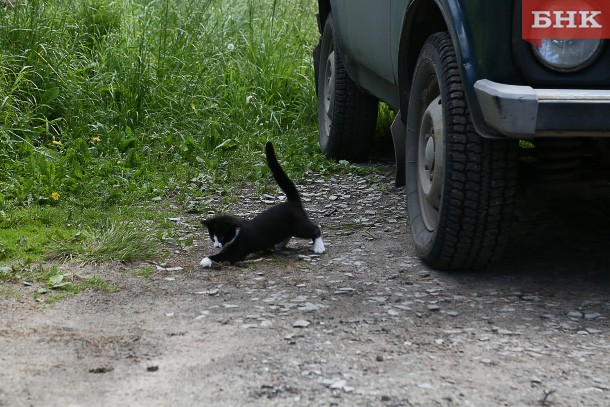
[0,261,118,302]
[0,204,173,262]
[132,266,156,278]
[0,0,347,263]
[48,221,161,263]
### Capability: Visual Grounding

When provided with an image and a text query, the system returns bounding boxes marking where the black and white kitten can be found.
[200,142,325,268]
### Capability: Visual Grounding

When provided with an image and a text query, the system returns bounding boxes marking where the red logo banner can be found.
[523,0,610,45]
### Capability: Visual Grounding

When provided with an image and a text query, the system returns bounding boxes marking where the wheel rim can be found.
[417,95,444,231]
[322,44,336,140]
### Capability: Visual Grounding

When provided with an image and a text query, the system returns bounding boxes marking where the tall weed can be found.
[0,0,321,208]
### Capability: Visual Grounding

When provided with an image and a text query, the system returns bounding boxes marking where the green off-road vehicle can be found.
[313,0,610,270]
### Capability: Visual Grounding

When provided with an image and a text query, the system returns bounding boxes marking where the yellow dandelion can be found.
[52,140,61,146]
[91,136,102,142]
[51,192,60,200]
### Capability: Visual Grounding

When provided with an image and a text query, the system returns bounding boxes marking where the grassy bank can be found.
[1,0,330,263]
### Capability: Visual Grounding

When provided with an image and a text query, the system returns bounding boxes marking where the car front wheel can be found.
[405,32,519,270]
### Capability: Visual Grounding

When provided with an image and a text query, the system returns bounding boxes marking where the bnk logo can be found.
[523,0,610,45]
[531,10,602,28]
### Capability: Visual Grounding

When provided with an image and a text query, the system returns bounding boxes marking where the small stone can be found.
[584,312,602,320]
[261,194,275,204]
[381,395,391,402]
[299,302,322,312]
[293,319,310,328]
[260,320,273,328]
[329,380,345,389]
[494,328,517,335]
[568,311,583,318]
[194,288,219,295]
[386,309,399,317]
[321,378,351,392]
[89,365,114,374]
[335,287,356,294]
[445,310,459,317]
[427,304,441,312]
[376,355,384,362]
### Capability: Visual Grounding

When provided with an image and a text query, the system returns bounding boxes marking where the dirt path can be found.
[1,170,609,406]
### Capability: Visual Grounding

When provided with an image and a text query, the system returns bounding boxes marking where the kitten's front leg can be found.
[200,246,247,268]
[200,254,222,268]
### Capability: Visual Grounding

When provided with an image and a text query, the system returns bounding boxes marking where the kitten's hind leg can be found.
[292,216,325,254]
[312,236,325,254]
[275,237,292,251]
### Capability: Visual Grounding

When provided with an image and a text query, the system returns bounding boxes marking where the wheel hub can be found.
[417,95,444,231]
[425,136,435,172]
[323,50,336,134]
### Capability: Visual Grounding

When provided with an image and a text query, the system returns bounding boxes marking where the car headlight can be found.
[532,39,604,72]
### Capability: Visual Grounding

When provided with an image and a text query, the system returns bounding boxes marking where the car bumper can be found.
[474,79,610,138]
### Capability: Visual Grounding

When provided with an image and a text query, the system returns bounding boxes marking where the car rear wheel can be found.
[316,14,378,162]
[405,32,519,270]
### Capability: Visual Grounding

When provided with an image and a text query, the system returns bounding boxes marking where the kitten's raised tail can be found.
[265,142,301,204]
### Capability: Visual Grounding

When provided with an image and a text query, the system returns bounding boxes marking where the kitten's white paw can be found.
[313,237,325,254]
[200,257,213,268]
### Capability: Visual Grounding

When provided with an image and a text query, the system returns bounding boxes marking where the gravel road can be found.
[1,169,609,406]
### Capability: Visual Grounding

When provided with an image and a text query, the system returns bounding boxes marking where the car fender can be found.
[397,0,481,122]
[393,0,501,186]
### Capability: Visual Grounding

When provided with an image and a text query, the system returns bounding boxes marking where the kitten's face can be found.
[201,216,240,249]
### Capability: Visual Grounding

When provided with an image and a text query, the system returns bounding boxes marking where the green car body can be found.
[317,0,610,140]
